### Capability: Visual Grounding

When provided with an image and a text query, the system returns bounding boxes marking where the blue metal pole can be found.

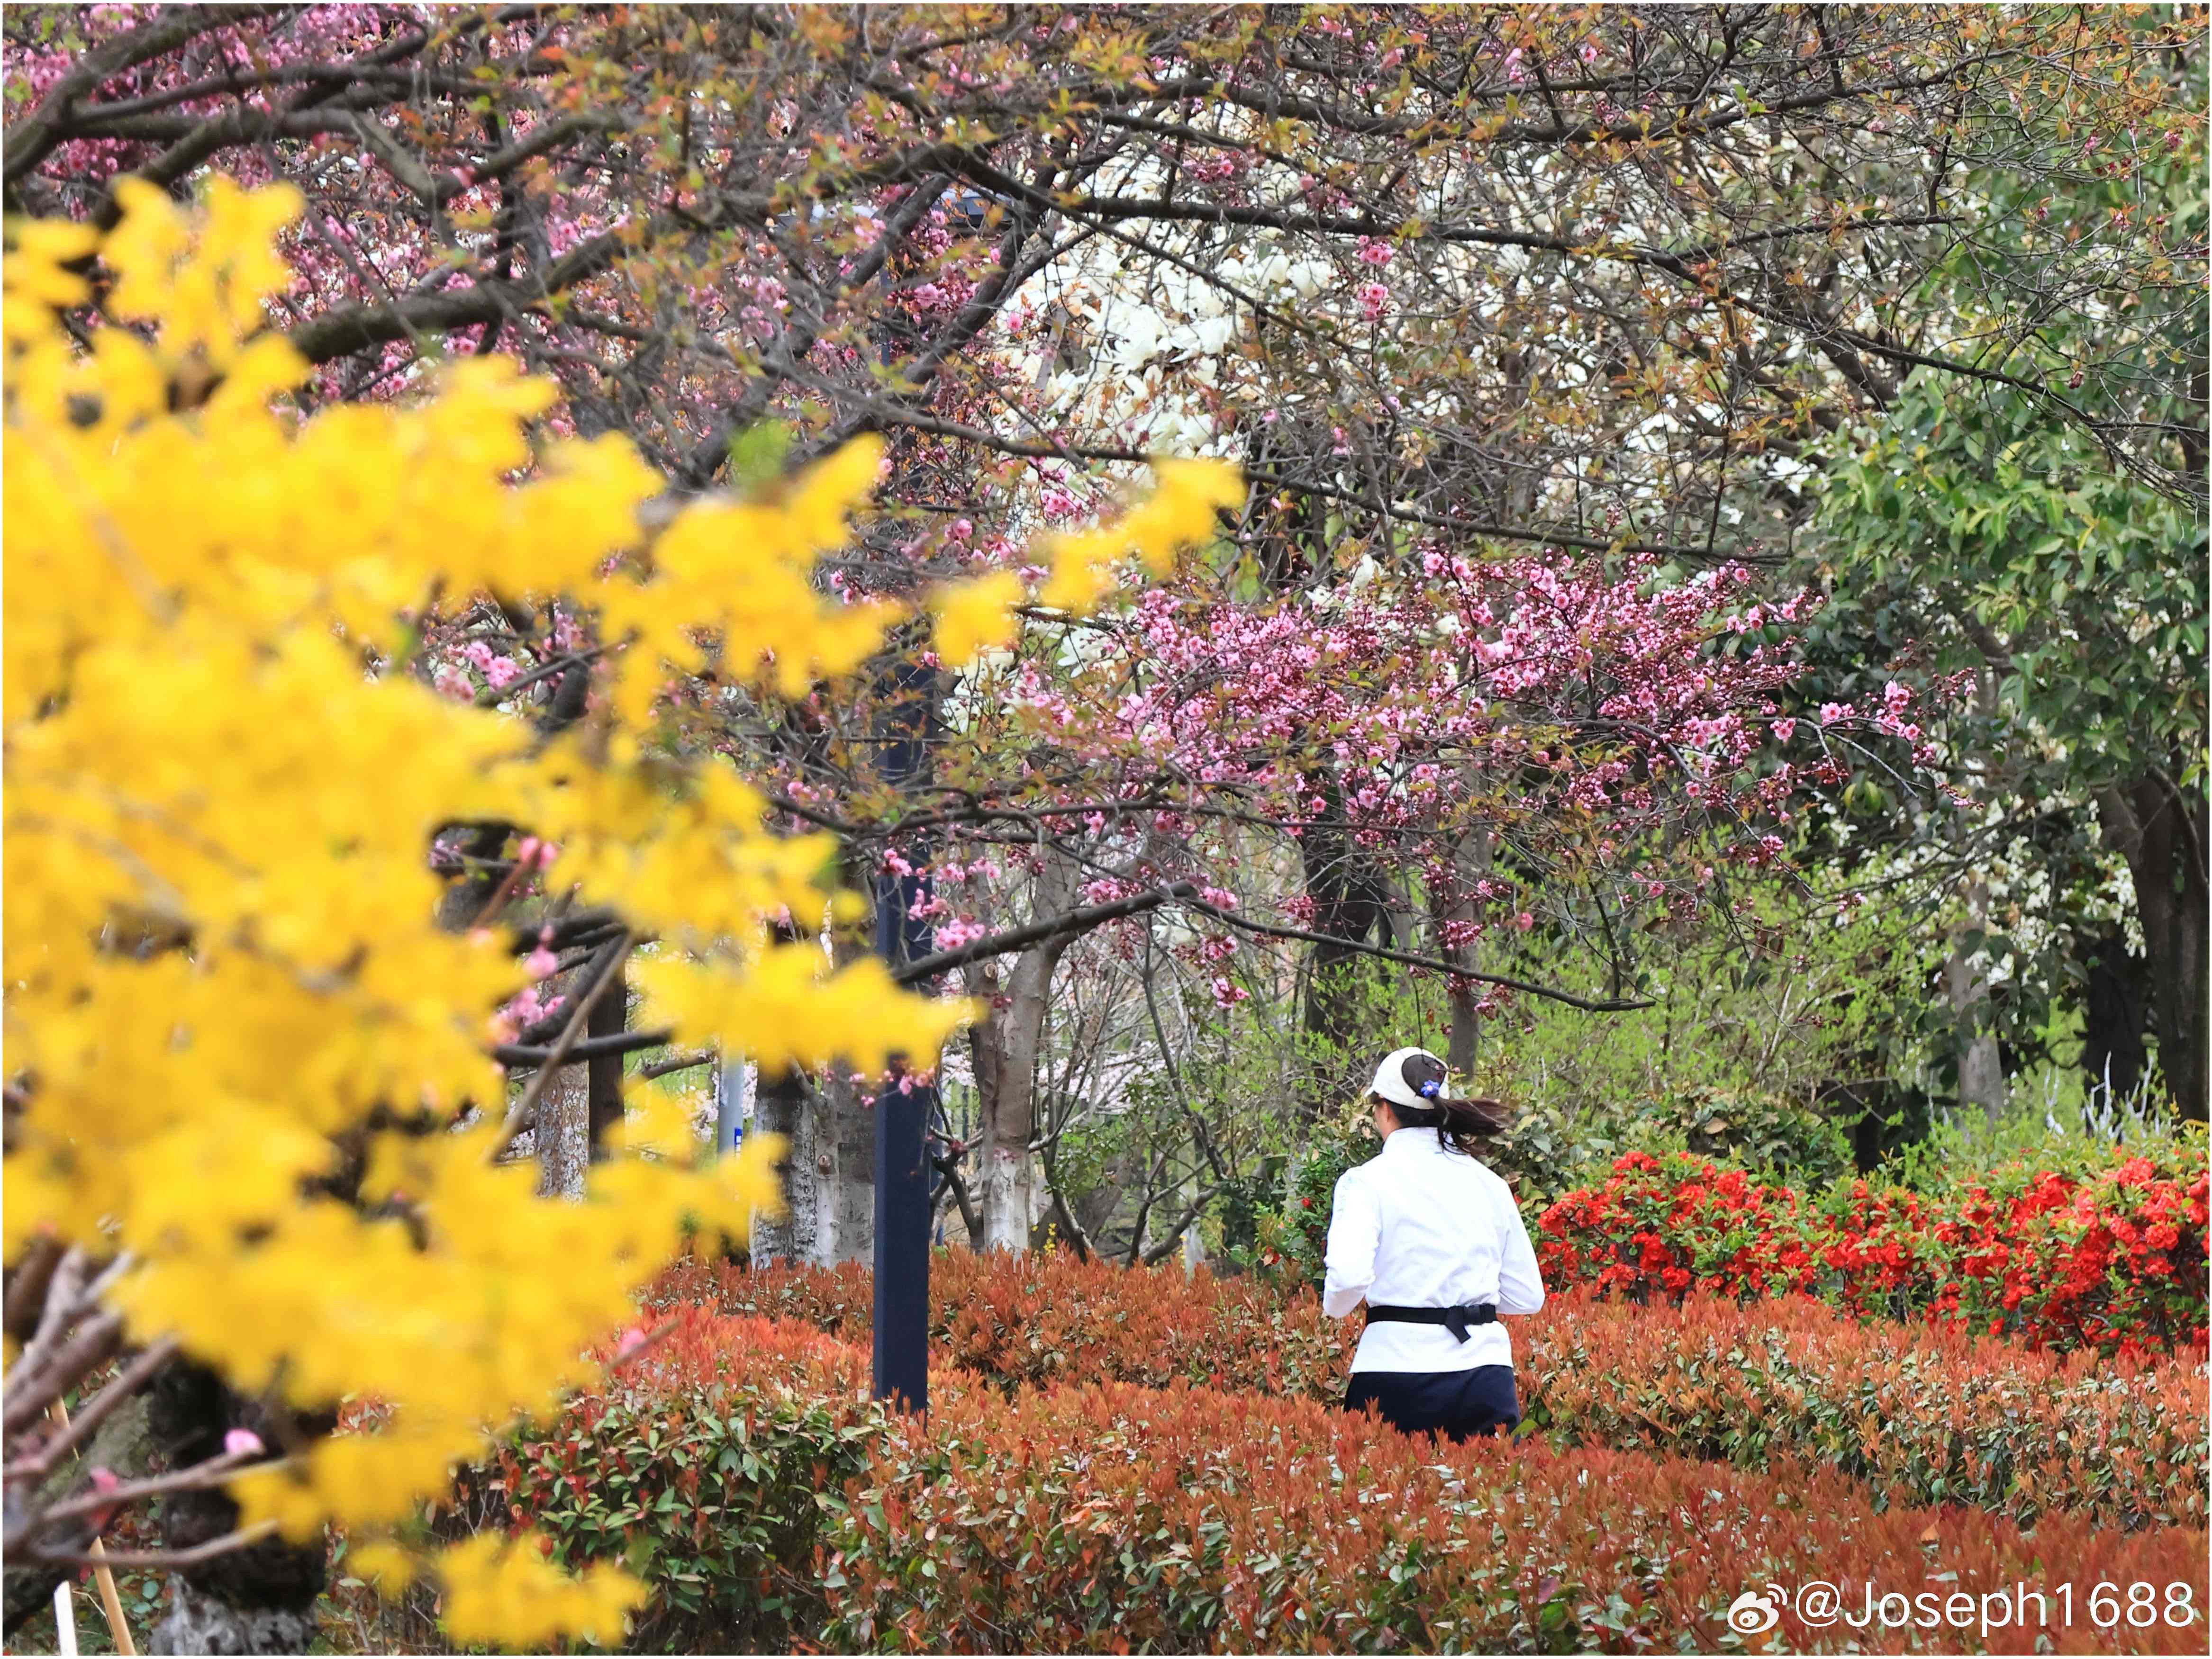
[871,862,934,1414]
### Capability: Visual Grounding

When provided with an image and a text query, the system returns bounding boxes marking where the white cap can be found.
[1370,1046,1445,1109]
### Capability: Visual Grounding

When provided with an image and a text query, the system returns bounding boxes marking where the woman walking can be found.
[1322,1046,1546,1441]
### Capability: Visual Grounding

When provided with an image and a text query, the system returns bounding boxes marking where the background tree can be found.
[6,0,2199,1250]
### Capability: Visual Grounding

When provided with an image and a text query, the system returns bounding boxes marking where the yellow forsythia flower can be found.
[435,1534,647,1650]
[2,177,1236,1647]
[931,568,1026,665]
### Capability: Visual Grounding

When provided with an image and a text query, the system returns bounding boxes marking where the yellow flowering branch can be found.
[1,175,1241,1647]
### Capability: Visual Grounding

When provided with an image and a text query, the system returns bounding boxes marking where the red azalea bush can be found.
[1535,1152,1820,1299]
[1537,1146,2210,1354]
[467,1310,2209,1654]
[1908,1154,2210,1354]
[646,1253,2207,1529]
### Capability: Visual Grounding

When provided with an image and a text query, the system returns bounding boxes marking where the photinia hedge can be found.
[1537,1147,2209,1354]
[462,1307,2208,1654]
[815,1374,2207,1655]
[650,1248,1351,1398]
[648,1253,2206,1529]
[1520,1294,2205,1532]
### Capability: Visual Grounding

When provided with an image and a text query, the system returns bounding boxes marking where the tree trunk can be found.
[2099,775,2210,1120]
[2,1393,157,1639]
[1436,827,1491,1077]
[145,1363,329,1655]
[432,825,508,930]
[533,945,612,1198]
[584,961,627,1157]
[748,1066,810,1265]
[1295,778,1391,1118]
[970,852,1079,1253]
[2079,926,2150,1103]
[810,1065,875,1265]
[533,1063,589,1199]
[1944,880,2005,1125]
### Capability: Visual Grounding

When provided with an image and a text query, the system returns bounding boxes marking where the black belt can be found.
[1365,1302,1497,1343]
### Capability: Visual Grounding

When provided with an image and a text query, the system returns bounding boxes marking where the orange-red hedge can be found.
[489,1308,2209,1654]
[651,1252,2207,1528]
[818,1369,2209,1655]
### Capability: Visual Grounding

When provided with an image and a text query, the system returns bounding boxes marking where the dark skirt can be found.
[1344,1365,1519,1442]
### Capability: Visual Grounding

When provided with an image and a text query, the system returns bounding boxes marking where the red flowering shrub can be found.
[1537,1147,2210,1354]
[1904,1155,2212,1355]
[646,1253,2207,1528]
[1534,1150,1819,1299]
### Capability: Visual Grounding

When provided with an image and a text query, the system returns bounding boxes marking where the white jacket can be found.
[1322,1127,1546,1374]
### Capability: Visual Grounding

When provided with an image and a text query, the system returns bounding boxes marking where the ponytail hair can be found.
[1373,1051,1510,1155]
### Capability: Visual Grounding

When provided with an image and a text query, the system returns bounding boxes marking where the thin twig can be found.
[2,1247,89,1401]
[488,930,631,1160]
[43,1400,136,1657]
[35,1520,279,1569]
[1178,893,1652,1012]
[36,1448,284,1527]
[466,853,536,932]
[3,1313,124,1437]
[638,1050,716,1081]
[7,1337,179,1484]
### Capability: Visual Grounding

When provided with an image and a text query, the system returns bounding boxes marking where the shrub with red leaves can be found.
[472,1308,2209,1654]
[651,1249,1351,1398]
[448,1311,879,1652]
[1519,1294,2206,1532]
[646,1252,2207,1530]
[818,1375,2209,1655]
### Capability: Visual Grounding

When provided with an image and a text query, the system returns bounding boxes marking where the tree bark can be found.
[811,1064,875,1265]
[747,1065,810,1265]
[145,1363,329,1655]
[970,852,1080,1253]
[1436,827,1492,1077]
[2,1393,157,1639]
[2098,775,2209,1120]
[2079,926,2150,1103]
[798,918,878,1266]
[1944,879,2006,1126]
[532,1063,589,1199]
[584,961,627,1157]
[1295,784,1392,1117]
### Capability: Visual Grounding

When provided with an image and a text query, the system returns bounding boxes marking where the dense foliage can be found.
[1541,1145,2210,1355]
[437,1295,2207,1653]
[649,1253,2206,1530]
